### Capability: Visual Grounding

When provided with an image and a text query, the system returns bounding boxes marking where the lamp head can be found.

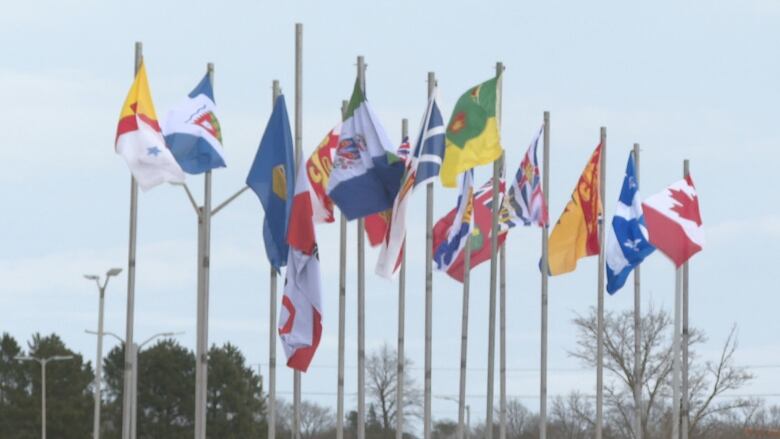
[84,274,99,281]
[106,268,123,277]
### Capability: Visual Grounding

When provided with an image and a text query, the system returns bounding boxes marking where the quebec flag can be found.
[163,73,226,174]
[605,153,655,294]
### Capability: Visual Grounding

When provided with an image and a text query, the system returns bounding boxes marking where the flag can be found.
[440,76,503,188]
[115,63,185,191]
[305,125,340,224]
[246,95,295,269]
[606,153,655,294]
[642,175,704,267]
[433,175,508,282]
[412,91,446,188]
[162,73,226,174]
[365,137,412,248]
[279,159,323,372]
[504,125,548,228]
[547,144,603,276]
[327,79,405,220]
[375,137,415,278]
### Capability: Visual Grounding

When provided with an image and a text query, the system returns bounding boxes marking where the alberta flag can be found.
[605,153,655,294]
[327,79,405,220]
[412,90,446,189]
[163,73,226,174]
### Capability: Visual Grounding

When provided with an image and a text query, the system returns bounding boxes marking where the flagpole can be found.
[499,228,507,439]
[539,111,550,439]
[292,22,304,439]
[396,117,408,439]
[336,99,349,439]
[268,79,282,439]
[121,41,142,439]
[633,143,643,439]
[458,233,472,439]
[672,267,682,439]
[596,127,607,439]
[356,55,367,439]
[681,159,690,439]
[485,61,504,439]
[424,70,436,439]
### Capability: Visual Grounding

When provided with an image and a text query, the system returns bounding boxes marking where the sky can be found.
[1,0,779,431]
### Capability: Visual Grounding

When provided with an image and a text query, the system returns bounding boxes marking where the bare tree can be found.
[300,400,334,439]
[366,343,422,435]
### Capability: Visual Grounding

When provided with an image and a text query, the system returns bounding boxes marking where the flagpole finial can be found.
[134,42,143,73]
[272,80,281,104]
[683,159,690,177]
[427,72,436,98]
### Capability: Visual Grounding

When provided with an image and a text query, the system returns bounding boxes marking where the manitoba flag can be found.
[642,175,704,267]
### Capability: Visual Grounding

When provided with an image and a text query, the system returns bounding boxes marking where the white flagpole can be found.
[672,268,682,439]
[336,99,348,439]
[539,111,550,439]
[268,79,282,439]
[356,55,367,439]
[458,233,472,439]
[292,22,303,439]
[595,126,607,439]
[633,143,643,439]
[396,118,408,439]
[121,41,142,439]
[499,230,507,439]
[681,159,691,439]
[424,70,436,439]
[485,61,504,439]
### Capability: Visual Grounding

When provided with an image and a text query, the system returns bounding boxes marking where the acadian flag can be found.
[327,79,405,220]
[115,63,185,191]
[305,125,340,224]
[246,95,296,270]
[547,144,603,276]
[279,158,323,372]
[440,76,503,188]
[163,73,226,174]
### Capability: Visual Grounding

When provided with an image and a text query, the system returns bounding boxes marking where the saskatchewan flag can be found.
[440,76,503,187]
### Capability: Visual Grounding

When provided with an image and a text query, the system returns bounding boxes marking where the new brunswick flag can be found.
[440,76,503,187]
[547,144,603,276]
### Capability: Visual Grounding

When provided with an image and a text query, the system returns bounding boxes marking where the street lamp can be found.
[436,395,471,439]
[84,267,122,439]
[16,355,75,439]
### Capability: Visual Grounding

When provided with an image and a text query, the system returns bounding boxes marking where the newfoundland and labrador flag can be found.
[605,153,655,294]
[246,95,296,270]
[115,63,185,191]
[305,125,341,224]
[279,159,322,372]
[327,79,405,220]
[163,73,226,174]
[642,175,704,267]
[440,76,503,188]
[547,144,602,276]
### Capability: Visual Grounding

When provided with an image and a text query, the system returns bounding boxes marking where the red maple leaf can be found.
[669,187,702,226]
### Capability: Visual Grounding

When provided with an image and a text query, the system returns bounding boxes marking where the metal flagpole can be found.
[595,126,607,439]
[539,111,550,439]
[633,143,643,439]
[681,159,691,439]
[486,61,504,439]
[672,268,682,439]
[396,118,408,439]
[457,234,472,439]
[336,99,348,439]
[356,55,367,439]
[424,70,436,439]
[268,79,282,439]
[121,41,142,439]
[499,233,507,439]
[292,23,304,439]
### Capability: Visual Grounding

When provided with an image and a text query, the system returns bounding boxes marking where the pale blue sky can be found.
[1,0,779,429]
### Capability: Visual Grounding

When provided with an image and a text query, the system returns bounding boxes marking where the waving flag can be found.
[246,95,295,269]
[115,63,184,191]
[606,153,655,294]
[412,91,446,188]
[642,176,704,267]
[365,137,412,248]
[327,79,405,220]
[504,125,548,228]
[440,76,503,187]
[279,159,323,372]
[163,73,226,174]
[547,144,603,276]
[305,125,340,224]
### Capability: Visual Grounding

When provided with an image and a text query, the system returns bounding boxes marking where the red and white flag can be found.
[278,160,323,372]
[642,175,704,267]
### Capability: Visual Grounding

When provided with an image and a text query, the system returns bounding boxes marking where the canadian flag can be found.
[278,159,322,372]
[642,175,704,267]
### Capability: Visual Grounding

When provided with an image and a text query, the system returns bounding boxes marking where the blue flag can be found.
[163,73,226,174]
[412,90,446,188]
[246,95,295,269]
[605,153,655,294]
